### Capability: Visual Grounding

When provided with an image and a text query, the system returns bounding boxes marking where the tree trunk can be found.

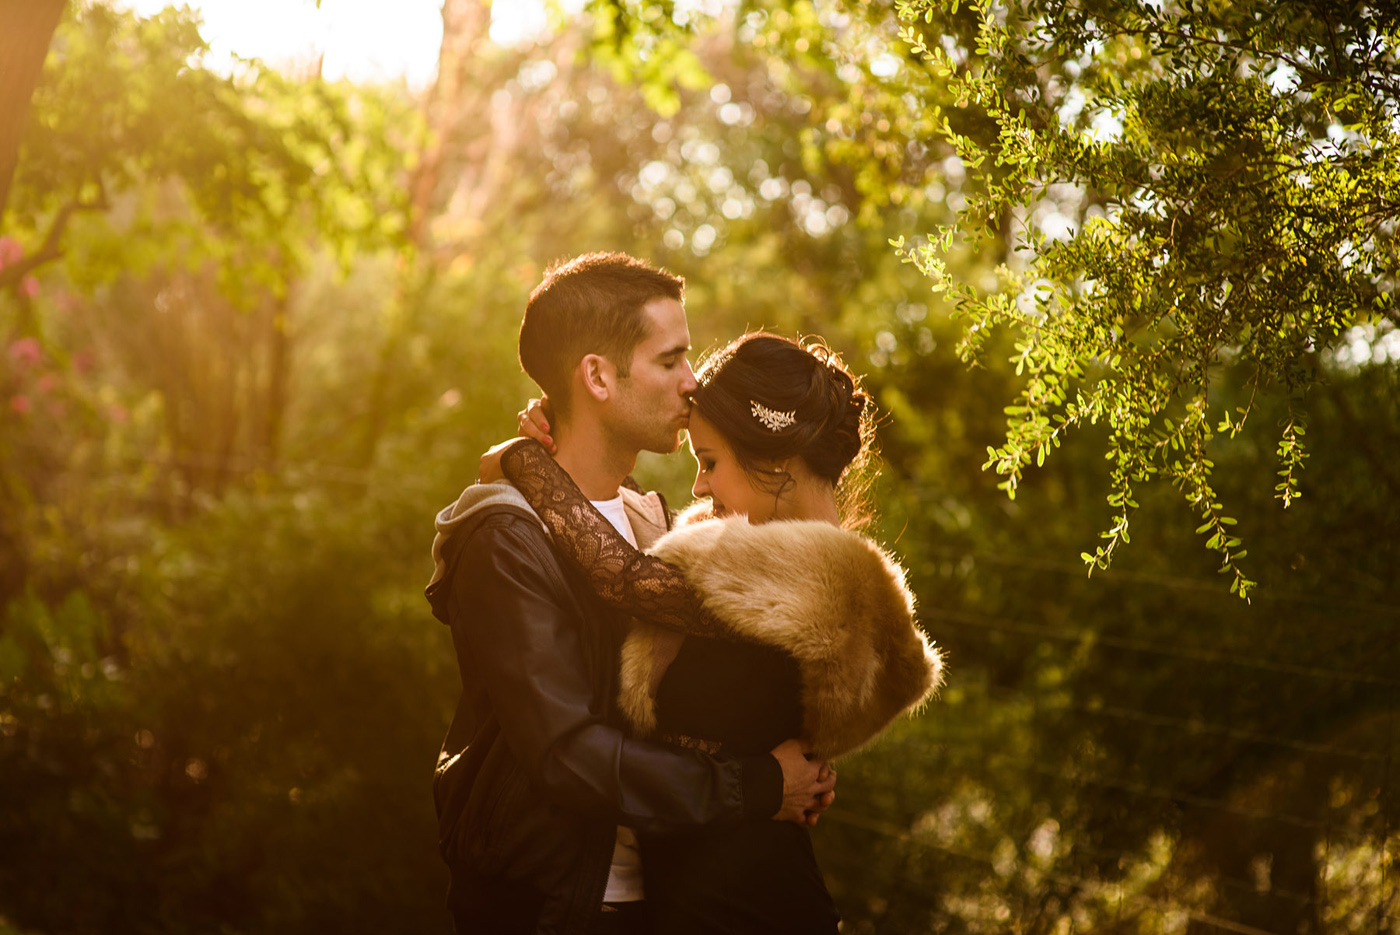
[262,286,291,469]
[357,0,487,466]
[405,0,491,249]
[0,0,68,230]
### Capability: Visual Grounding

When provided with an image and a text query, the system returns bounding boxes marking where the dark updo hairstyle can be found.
[691,333,877,526]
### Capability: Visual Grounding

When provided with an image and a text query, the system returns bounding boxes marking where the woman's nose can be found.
[692,473,709,499]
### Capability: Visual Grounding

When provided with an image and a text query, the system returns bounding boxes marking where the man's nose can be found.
[679,360,698,395]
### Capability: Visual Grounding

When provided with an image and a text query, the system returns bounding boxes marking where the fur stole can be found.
[619,511,944,760]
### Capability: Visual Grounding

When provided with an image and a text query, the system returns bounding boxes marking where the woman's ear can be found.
[577,353,614,403]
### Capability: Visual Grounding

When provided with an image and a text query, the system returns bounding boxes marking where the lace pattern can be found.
[499,440,730,639]
[658,731,724,755]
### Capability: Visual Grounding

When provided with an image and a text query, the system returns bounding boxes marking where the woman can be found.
[488,333,942,933]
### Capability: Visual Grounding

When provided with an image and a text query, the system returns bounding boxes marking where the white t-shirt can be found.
[591,494,645,903]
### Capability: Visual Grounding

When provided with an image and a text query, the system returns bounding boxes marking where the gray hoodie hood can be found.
[425,481,544,624]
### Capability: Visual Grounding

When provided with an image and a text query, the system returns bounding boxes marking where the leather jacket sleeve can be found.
[448,509,782,833]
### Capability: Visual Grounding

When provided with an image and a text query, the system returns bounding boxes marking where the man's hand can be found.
[769,739,837,826]
[517,397,555,453]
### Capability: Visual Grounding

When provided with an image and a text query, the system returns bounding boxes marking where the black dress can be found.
[643,636,840,934]
[500,442,840,934]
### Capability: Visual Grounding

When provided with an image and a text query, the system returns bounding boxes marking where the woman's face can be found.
[687,411,778,523]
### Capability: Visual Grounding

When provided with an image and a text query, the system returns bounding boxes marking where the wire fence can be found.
[816,545,1399,934]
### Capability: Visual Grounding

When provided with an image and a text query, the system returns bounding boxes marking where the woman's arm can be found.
[499,439,731,639]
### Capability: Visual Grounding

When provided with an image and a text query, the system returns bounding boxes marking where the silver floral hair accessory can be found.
[750,400,796,432]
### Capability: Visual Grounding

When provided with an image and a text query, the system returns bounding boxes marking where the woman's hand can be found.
[804,762,836,827]
[478,397,553,484]
[477,439,518,484]
[516,397,555,453]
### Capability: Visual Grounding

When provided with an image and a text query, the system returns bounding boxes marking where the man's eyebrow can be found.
[656,343,690,359]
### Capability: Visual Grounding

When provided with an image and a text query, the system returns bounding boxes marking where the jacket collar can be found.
[620,486,669,549]
[427,480,669,612]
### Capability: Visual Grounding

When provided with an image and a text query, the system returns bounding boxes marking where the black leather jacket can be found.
[428,499,782,935]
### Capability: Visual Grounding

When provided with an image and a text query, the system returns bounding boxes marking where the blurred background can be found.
[0,1,1396,933]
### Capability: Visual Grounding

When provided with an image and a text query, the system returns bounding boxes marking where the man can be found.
[426,252,835,934]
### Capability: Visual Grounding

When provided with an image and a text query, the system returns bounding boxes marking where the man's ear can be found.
[577,353,614,403]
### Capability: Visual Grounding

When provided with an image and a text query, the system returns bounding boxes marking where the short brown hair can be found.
[518,252,684,415]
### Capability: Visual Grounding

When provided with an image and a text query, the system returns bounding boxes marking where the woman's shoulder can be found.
[649,512,916,652]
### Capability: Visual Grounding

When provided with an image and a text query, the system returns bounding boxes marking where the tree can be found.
[889,0,1400,598]
[0,0,67,229]
[1,2,409,498]
[587,0,1400,596]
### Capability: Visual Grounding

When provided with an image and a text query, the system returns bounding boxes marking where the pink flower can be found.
[8,337,41,366]
[9,395,30,415]
[73,349,96,374]
[20,276,39,298]
[108,404,129,424]
[37,374,59,393]
[0,237,22,269]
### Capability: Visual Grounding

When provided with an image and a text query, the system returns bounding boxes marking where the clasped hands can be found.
[770,739,837,828]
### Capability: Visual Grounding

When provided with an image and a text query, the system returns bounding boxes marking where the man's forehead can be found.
[641,296,690,346]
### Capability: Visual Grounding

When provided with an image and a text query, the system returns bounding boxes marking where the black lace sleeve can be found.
[499,439,730,639]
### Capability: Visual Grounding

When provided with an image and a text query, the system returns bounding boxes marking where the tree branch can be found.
[0,186,107,290]
[1091,12,1333,85]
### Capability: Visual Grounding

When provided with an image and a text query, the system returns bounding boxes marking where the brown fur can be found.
[618,515,944,760]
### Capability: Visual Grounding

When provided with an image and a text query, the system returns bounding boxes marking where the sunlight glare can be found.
[119,0,443,87]
[489,0,587,46]
[489,0,548,45]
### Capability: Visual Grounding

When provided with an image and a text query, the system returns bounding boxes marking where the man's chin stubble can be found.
[642,431,685,455]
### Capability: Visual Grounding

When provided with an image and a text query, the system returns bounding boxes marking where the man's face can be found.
[607,296,697,454]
